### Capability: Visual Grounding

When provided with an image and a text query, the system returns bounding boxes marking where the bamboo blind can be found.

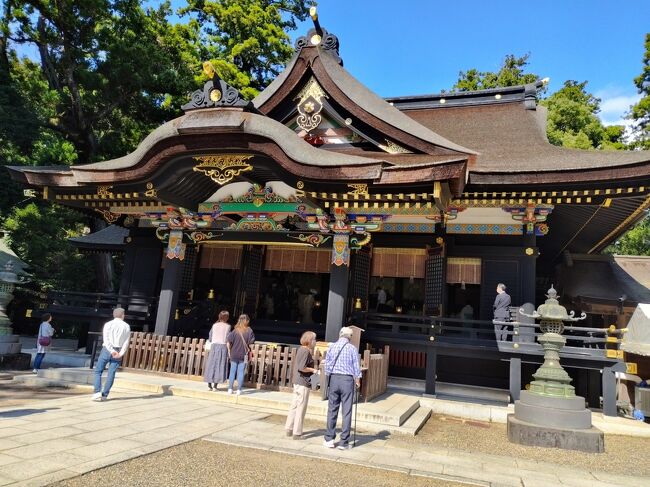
[446,257,481,284]
[370,248,426,279]
[199,245,243,270]
[264,246,331,273]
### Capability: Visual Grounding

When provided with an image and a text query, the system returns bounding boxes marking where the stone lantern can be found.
[507,285,604,452]
[0,261,29,358]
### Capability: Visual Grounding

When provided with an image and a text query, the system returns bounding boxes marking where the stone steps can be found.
[16,368,432,435]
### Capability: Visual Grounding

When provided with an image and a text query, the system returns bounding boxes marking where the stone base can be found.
[514,390,592,429]
[0,334,21,354]
[508,414,604,453]
[0,352,31,370]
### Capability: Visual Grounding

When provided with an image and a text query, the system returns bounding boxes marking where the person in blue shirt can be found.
[323,326,361,450]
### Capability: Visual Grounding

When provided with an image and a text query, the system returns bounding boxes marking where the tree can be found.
[3,203,95,291]
[452,54,539,92]
[180,0,310,99]
[541,80,625,150]
[451,56,626,150]
[0,0,311,293]
[630,33,650,149]
[607,216,650,256]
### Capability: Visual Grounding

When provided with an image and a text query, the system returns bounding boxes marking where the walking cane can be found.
[353,385,359,447]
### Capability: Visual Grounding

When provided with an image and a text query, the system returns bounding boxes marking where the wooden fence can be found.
[121,332,389,401]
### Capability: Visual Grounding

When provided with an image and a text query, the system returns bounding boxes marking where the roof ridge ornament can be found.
[182,61,253,112]
[294,7,342,65]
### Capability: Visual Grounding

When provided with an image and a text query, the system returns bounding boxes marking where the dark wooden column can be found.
[154,257,182,336]
[326,234,351,342]
[325,262,350,341]
[521,233,537,305]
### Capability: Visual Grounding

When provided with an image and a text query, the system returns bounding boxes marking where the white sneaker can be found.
[337,443,352,450]
[323,439,336,448]
[236,389,241,396]
[92,392,103,402]
[32,369,38,374]
[227,389,233,395]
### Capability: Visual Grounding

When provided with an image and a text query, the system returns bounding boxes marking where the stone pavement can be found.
[205,417,649,487]
[0,389,267,487]
[0,385,647,487]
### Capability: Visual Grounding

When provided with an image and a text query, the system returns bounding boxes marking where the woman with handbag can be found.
[203,310,231,391]
[225,314,255,395]
[33,313,55,373]
[285,331,318,439]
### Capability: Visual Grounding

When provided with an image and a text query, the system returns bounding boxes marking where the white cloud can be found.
[594,87,641,126]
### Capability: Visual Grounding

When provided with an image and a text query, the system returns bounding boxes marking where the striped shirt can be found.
[324,338,362,379]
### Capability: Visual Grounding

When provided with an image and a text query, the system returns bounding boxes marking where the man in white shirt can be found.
[93,308,131,401]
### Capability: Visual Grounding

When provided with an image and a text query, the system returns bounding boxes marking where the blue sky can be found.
[16,1,650,126]
[287,0,650,127]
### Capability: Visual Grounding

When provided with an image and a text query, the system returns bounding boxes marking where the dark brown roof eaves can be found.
[69,224,129,251]
[559,253,650,305]
[404,103,650,176]
[318,52,477,156]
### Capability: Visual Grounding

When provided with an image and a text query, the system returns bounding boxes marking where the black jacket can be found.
[493,292,511,320]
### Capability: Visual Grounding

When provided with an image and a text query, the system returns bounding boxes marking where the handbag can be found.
[37,323,51,347]
[203,340,212,352]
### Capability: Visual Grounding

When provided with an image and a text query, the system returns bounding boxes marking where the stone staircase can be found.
[14,368,432,435]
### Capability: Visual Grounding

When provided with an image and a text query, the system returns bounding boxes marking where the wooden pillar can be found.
[154,257,182,336]
[326,234,350,342]
[521,233,537,305]
[425,346,437,396]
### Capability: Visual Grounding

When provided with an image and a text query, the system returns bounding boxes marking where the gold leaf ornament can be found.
[193,154,254,185]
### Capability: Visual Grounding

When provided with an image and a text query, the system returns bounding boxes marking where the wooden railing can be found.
[46,291,156,324]
[121,332,389,401]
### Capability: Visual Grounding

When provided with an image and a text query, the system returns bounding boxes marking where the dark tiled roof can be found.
[253,48,476,156]
[397,101,650,175]
[69,225,129,251]
[558,253,650,305]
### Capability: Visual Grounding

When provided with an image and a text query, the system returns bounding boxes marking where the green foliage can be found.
[452,56,626,150]
[0,0,310,293]
[181,0,310,98]
[540,80,623,150]
[630,33,650,149]
[606,215,650,256]
[452,54,539,91]
[3,203,95,291]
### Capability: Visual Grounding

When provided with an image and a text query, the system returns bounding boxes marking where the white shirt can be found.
[102,318,131,358]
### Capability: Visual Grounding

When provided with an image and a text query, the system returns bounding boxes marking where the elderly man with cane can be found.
[323,326,362,450]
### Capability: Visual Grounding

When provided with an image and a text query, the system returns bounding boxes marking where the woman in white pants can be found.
[285,331,318,439]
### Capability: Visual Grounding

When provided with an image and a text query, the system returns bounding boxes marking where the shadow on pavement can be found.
[0,407,60,417]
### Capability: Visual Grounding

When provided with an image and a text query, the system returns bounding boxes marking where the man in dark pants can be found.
[323,326,361,450]
[493,283,512,341]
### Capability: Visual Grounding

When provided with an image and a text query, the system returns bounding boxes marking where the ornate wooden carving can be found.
[182,74,251,111]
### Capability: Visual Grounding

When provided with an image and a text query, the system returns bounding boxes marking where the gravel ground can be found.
[389,414,650,477]
[52,440,466,487]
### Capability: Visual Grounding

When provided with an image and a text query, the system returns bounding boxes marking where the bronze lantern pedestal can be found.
[507,286,604,453]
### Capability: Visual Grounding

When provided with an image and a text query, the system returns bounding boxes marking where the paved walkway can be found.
[0,385,647,487]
